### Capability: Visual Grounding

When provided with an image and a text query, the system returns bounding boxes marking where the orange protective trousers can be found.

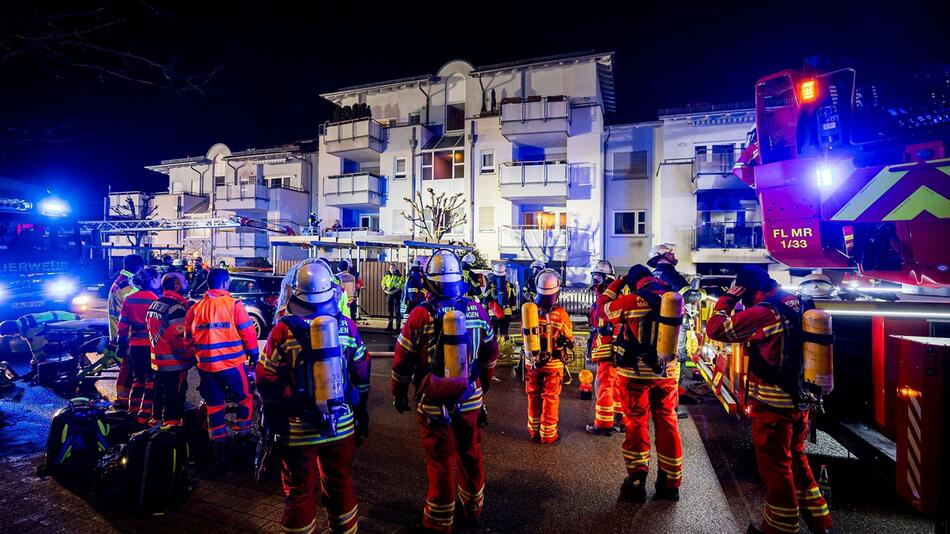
[618,376,683,488]
[525,364,563,444]
[594,361,624,429]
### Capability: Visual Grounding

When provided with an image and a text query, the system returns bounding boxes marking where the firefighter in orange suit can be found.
[146,272,194,427]
[585,260,625,436]
[392,249,499,532]
[706,265,832,534]
[258,259,370,534]
[185,269,259,446]
[116,267,160,425]
[598,265,682,502]
[524,269,573,444]
[108,254,145,410]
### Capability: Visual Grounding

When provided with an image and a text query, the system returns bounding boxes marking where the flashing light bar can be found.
[816,167,833,187]
[800,79,818,103]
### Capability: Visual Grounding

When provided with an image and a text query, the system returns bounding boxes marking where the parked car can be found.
[190,273,282,339]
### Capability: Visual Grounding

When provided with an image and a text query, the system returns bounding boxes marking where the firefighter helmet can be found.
[0,320,18,335]
[413,255,429,270]
[461,253,476,267]
[591,259,615,286]
[798,272,836,299]
[424,249,464,298]
[491,263,507,277]
[530,259,545,271]
[534,268,561,309]
[284,259,339,317]
[647,243,677,268]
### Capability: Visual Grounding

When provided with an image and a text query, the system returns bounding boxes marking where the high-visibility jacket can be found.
[598,277,679,380]
[533,306,574,370]
[705,288,801,410]
[185,289,259,372]
[117,290,159,353]
[258,314,370,447]
[382,272,405,295]
[108,270,138,341]
[147,290,194,372]
[589,282,614,362]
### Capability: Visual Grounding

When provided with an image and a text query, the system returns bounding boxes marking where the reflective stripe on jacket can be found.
[185,289,259,372]
[108,271,138,340]
[147,290,194,372]
[117,290,158,349]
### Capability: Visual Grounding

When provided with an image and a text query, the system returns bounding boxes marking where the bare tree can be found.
[403,188,468,243]
[110,194,157,249]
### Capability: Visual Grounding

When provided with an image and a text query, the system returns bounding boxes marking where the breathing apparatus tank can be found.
[442,309,469,380]
[802,309,834,395]
[654,291,684,376]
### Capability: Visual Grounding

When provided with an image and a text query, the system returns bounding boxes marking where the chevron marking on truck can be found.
[906,394,922,500]
[831,158,950,221]
[883,185,950,220]
[831,167,909,221]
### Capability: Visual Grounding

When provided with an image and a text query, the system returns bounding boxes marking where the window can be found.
[422,150,464,180]
[694,145,708,156]
[422,153,433,180]
[480,150,495,174]
[614,210,647,236]
[229,279,258,294]
[408,112,421,125]
[266,176,292,189]
[393,210,407,234]
[446,103,465,131]
[479,207,494,232]
[611,150,648,180]
[394,157,407,180]
[453,150,465,178]
[214,175,226,186]
[359,214,379,231]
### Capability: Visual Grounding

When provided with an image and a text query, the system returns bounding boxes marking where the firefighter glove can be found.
[393,393,410,414]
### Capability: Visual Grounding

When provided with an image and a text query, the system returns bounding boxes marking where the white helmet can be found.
[413,255,429,269]
[798,272,836,299]
[530,259,546,271]
[491,263,507,277]
[461,253,476,266]
[284,259,338,317]
[591,259,615,286]
[647,243,676,268]
[425,249,463,298]
[535,268,561,309]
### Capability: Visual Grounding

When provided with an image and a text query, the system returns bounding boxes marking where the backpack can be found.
[612,289,663,374]
[751,294,815,408]
[42,397,112,477]
[280,314,353,436]
[123,426,192,515]
[420,298,476,383]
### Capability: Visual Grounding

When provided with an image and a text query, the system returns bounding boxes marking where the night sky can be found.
[0,1,946,218]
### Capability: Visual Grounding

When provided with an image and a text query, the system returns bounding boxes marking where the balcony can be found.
[498,161,569,202]
[692,221,770,263]
[215,183,268,211]
[691,150,749,192]
[214,232,270,257]
[324,172,384,208]
[322,227,385,241]
[321,118,385,163]
[498,225,591,263]
[500,96,570,148]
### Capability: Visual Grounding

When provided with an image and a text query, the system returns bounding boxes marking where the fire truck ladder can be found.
[78,216,294,235]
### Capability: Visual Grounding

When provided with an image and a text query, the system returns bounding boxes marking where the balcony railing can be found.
[498,225,587,261]
[500,96,569,123]
[324,172,384,207]
[694,222,764,249]
[216,183,268,201]
[216,232,269,249]
[500,96,570,148]
[321,118,385,162]
[692,150,742,176]
[499,160,569,186]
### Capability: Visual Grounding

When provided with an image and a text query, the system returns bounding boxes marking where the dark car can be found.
[190,272,282,339]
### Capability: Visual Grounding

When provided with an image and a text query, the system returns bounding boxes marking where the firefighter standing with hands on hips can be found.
[705,265,833,534]
[116,267,161,425]
[585,260,625,436]
[598,265,684,502]
[485,263,516,342]
[146,272,194,427]
[392,249,499,533]
[185,269,259,457]
[257,259,370,534]
[522,269,573,444]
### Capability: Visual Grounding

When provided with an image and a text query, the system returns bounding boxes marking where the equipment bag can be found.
[42,397,111,477]
[612,290,662,373]
[123,426,192,515]
[751,295,816,408]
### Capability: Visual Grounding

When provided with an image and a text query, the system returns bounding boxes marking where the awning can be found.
[422,134,464,150]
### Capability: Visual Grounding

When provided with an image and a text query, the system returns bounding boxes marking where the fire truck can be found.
[692,63,950,518]
[0,178,85,316]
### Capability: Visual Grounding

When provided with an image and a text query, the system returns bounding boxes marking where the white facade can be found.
[115,142,317,266]
[316,52,617,284]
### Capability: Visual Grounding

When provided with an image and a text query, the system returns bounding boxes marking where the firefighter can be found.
[461,253,487,304]
[485,263,516,341]
[146,272,194,427]
[599,265,683,502]
[524,269,573,444]
[185,269,259,449]
[392,249,499,532]
[258,259,370,534]
[338,260,361,319]
[400,255,428,323]
[191,256,209,289]
[521,259,546,305]
[381,263,404,331]
[705,265,832,534]
[648,243,692,419]
[585,259,625,436]
[117,267,161,425]
[108,254,145,410]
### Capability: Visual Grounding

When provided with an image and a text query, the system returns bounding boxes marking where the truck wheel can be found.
[250,314,266,339]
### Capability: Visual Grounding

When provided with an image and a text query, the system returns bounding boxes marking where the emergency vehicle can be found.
[693,62,950,519]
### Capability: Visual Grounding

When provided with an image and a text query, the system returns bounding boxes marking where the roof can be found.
[320,51,617,113]
[146,140,317,172]
[657,102,755,118]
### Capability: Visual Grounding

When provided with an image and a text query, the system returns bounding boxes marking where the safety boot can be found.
[613,419,627,433]
[654,472,680,501]
[585,424,612,437]
[619,472,647,503]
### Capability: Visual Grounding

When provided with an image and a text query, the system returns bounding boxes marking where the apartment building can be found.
[652,104,775,277]
[107,141,317,266]
[315,51,618,284]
